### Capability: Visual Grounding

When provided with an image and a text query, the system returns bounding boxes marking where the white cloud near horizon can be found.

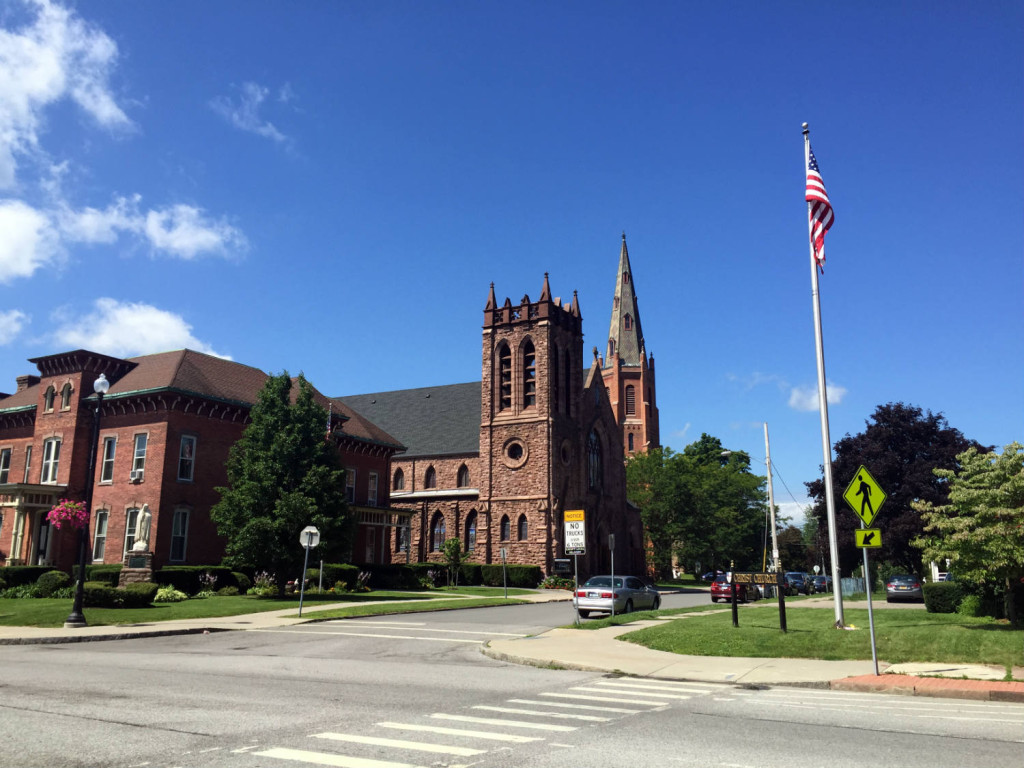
[0,198,63,282]
[0,0,133,189]
[788,382,847,412]
[0,309,29,345]
[210,82,288,143]
[50,298,230,359]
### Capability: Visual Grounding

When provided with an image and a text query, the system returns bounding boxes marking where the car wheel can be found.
[652,596,661,611]
[710,597,718,603]
[578,610,590,618]
[624,600,633,614]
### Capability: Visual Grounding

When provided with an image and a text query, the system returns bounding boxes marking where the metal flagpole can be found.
[803,122,844,628]
[764,423,780,574]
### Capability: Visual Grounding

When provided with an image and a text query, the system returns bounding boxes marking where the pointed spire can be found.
[570,290,580,317]
[485,282,497,311]
[604,232,646,367]
[539,272,551,302]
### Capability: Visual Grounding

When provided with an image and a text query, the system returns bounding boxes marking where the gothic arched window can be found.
[517,514,528,541]
[624,314,633,331]
[551,346,561,414]
[628,433,635,452]
[424,466,437,489]
[457,464,470,488]
[497,343,512,411]
[465,511,477,552]
[500,515,511,541]
[587,430,602,491]
[522,340,536,408]
[625,385,636,416]
[60,382,73,409]
[43,386,55,412]
[431,512,446,552]
[393,468,404,491]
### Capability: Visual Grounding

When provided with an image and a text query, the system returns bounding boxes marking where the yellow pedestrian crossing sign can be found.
[855,529,882,548]
[843,465,886,527]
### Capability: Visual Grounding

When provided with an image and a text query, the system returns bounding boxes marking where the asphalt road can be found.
[2,592,1020,768]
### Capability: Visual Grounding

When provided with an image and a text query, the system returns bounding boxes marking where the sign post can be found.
[564,510,586,624]
[843,465,887,675]
[297,525,320,617]
[500,547,508,599]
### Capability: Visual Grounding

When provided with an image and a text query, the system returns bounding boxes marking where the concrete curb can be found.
[832,674,1024,703]
[0,626,228,645]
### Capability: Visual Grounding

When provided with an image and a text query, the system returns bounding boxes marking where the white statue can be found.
[132,504,152,552]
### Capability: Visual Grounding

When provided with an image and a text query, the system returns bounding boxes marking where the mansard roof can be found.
[604,233,647,367]
[336,382,482,458]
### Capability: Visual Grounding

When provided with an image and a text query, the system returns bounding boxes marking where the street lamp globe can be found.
[94,373,110,395]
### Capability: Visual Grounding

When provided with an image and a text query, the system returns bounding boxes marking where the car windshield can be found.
[582,577,623,588]
[714,575,728,584]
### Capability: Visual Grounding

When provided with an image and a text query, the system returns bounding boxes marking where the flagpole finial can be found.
[802,122,809,135]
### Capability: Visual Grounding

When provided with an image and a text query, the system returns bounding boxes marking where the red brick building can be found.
[0,350,405,572]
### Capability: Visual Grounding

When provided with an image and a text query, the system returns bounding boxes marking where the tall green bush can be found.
[35,570,71,597]
[923,581,964,613]
[2,566,56,587]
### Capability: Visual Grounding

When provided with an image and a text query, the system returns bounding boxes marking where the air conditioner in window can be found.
[129,470,143,483]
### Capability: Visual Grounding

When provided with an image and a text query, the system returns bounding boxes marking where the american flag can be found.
[806,146,834,271]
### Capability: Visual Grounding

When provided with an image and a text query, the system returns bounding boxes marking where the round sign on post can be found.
[300,525,320,549]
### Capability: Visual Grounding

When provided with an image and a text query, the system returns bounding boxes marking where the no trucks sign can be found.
[564,509,586,555]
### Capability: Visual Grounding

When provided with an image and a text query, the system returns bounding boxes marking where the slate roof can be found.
[337,382,481,458]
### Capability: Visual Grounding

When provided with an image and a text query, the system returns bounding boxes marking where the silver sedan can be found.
[573,575,661,618]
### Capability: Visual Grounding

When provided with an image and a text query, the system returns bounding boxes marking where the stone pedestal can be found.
[119,551,153,586]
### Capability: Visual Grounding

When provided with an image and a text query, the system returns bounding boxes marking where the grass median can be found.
[0,587,535,628]
[617,606,1023,671]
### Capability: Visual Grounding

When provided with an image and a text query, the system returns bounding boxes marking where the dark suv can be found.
[784,571,811,595]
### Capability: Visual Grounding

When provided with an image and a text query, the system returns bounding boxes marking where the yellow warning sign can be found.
[843,466,886,527]
[855,529,882,548]
[564,509,585,522]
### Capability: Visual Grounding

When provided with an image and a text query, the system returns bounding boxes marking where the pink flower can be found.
[47,499,88,530]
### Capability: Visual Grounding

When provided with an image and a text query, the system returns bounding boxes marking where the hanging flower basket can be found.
[47,499,89,530]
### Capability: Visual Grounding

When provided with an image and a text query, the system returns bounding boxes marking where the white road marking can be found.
[333,623,526,637]
[539,692,668,706]
[250,629,483,644]
[231,746,260,753]
[507,698,645,714]
[472,705,610,722]
[254,747,422,768]
[593,680,716,694]
[377,722,541,743]
[430,714,577,732]
[312,733,486,756]
[570,686,693,700]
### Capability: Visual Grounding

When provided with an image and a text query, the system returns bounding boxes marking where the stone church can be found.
[338,235,659,577]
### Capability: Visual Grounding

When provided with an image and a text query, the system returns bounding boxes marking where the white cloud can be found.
[210,82,287,143]
[788,382,847,412]
[0,309,29,345]
[143,204,248,259]
[0,0,132,188]
[775,501,811,529]
[50,298,229,359]
[671,422,692,443]
[0,199,62,282]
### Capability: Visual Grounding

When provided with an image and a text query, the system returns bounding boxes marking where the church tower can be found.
[601,234,660,457]
[480,275,584,573]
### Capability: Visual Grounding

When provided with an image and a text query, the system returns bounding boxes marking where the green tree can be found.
[805,403,982,575]
[625,447,687,578]
[443,537,463,587]
[776,525,809,571]
[211,372,350,592]
[912,443,1024,624]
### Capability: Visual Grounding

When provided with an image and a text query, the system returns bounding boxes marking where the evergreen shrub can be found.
[2,566,56,587]
[83,581,118,607]
[85,565,122,586]
[481,564,542,588]
[923,581,964,613]
[120,582,158,607]
[35,570,72,597]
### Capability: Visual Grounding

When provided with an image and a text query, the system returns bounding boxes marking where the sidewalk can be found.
[3,591,1022,703]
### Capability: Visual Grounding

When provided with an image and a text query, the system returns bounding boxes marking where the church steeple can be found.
[604,233,646,367]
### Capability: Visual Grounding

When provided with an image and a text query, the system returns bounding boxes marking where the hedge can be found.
[923,582,964,613]
[307,563,362,589]
[361,564,419,590]
[86,565,123,586]
[154,566,242,595]
[481,564,542,588]
[1,566,57,587]
[83,581,158,608]
[35,570,72,597]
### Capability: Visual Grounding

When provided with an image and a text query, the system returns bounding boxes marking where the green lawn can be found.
[619,607,1024,669]
[0,591,435,628]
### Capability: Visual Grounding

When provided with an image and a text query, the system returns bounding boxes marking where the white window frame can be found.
[177,435,197,482]
[345,469,356,503]
[23,445,32,483]
[170,508,190,562]
[123,507,140,555]
[0,448,10,484]
[368,472,378,506]
[92,510,108,562]
[132,433,148,478]
[40,438,61,484]
[100,437,116,483]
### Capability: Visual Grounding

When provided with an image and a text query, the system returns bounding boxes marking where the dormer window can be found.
[624,314,633,331]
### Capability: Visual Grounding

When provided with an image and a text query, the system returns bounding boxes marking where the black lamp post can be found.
[64,373,110,629]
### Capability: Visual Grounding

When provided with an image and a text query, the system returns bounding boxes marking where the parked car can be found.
[784,571,811,595]
[701,570,723,582]
[710,574,760,603]
[811,575,832,593]
[574,575,661,617]
[885,574,924,602]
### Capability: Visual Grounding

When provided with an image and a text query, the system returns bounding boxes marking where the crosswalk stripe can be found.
[430,714,577,732]
[377,722,542,743]
[334,623,526,637]
[249,629,483,644]
[593,680,717,694]
[472,706,611,722]
[254,747,423,768]
[311,733,487,757]
[569,686,692,700]
[539,692,668,706]
[507,698,646,714]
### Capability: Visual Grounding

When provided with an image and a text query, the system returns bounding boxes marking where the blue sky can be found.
[1,1,1021,525]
